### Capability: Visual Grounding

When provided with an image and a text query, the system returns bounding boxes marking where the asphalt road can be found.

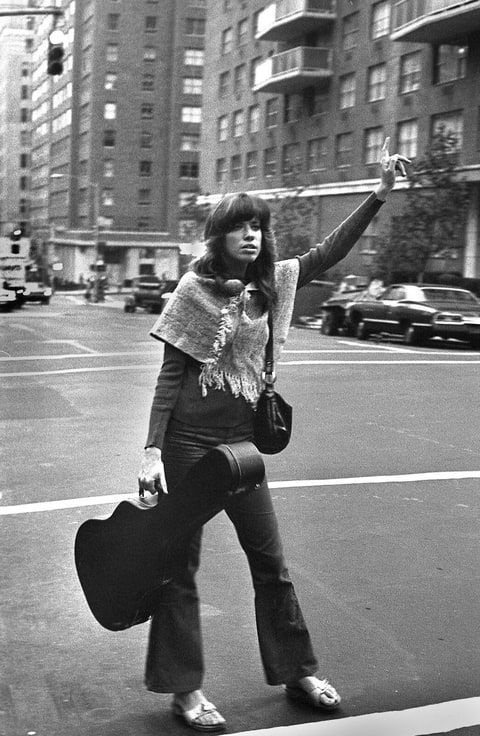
[1,294,480,736]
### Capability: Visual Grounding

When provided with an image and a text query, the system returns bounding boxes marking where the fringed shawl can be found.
[149,259,300,405]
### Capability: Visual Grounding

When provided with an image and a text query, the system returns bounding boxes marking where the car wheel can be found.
[403,324,425,347]
[356,320,369,341]
[470,336,480,350]
[320,311,339,336]
[42,297,50,305]
[123,303,134,313]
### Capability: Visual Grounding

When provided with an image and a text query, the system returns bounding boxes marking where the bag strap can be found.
[263,308,276,388]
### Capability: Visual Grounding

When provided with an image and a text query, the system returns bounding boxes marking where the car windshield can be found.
[420,288,479,305]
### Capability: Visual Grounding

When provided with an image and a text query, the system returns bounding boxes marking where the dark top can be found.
[145,192,383,448]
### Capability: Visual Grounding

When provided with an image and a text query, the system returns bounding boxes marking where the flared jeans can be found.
[144,419,318,693]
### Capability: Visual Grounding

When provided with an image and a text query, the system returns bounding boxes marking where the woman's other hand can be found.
[138,446,167,494]
[375,137,410,201]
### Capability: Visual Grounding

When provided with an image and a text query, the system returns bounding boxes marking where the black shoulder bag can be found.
[253,309,292,455]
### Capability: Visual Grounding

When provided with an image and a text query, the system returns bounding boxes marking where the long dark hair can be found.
[192,192,277,309]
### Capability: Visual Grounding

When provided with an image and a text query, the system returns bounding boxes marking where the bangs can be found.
[204,193,271,238]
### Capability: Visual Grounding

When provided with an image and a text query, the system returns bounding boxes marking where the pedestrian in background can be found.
[138,138,409,732]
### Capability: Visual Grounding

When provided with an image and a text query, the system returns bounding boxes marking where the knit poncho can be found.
[150,259,300,405]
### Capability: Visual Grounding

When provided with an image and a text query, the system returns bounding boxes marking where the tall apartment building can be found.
[29,0,206,285]
[0,3,33,237]
[201,0,480,279]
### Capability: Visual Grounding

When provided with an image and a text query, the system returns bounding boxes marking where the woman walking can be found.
[138,139,408,732]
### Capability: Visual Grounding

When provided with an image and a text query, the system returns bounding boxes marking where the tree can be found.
[373,128,470,283]
[269,163,319,260]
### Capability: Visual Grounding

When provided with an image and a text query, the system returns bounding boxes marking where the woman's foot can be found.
[284,675,341,710]
[172,690,226,732]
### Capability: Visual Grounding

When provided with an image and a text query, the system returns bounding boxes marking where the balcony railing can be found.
[391,0,480,42]
[256,0,336,42]
[253,46,333,94]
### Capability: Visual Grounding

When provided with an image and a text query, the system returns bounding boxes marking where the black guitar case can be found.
[74,441,264,631]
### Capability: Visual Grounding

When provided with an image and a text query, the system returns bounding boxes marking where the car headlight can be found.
[44,288,52,296]
[433,312,463,323]
[24,288,31,296]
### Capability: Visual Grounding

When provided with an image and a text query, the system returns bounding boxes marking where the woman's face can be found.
[223,218,262,275]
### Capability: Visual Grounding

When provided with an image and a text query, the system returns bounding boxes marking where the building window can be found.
[307,137,328,171]
[218,70,230,97]
[397,119,418,159]
[246,151,258,180]
[231,154,242,181]
[371,1,390,39]
[103,159,115,177]
[181,133,200,151]
[182,106,202,124]
[104,102,117,120]
[218,115,229,142]
[237,18,248,46]
[143,47,157,61]
[185,18,205,36]
[233,109,244,137]
[105,72,117,90]
[266,98,278,128]
[184,48,204,66]
[142,73,155,90]
[364,127,384,165]
[434,44,468,85]
[141,103,154,119]
[223,0,232,10]
[264,147,276,177]
[107,13,120,30]
[145,16,158,32]
[431,111,463,150]
[343,12,359,51]
[367,63,387,102]
[106,43,118,62]
[20,153,29,168]
[284,94,300,123]
[339,73,356,109]
[104,129,116,147]
[20,108,29,123]
[250,57,262,88]
[140,132,153,148]
[102,189,114,206]
[183,77,202,95]
[399,52,421,94]
[248,104,260,134]
[221,27,233,55]
[335,132,353,167]
[216,158,227,184]
[139,160,152,176]
[234,64,246,96]
[180,162,199,178]
[282,143,300,175]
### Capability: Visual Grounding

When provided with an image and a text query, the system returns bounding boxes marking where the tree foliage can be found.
[269,166,318,260]
[373,128,470,282]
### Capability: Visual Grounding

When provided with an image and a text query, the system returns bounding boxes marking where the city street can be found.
[1,294,480,736]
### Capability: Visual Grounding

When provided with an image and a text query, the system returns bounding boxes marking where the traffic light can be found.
[47,29,65,76]
[10,226,22,255]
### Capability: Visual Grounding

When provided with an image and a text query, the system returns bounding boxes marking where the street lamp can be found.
[50,173,103,301]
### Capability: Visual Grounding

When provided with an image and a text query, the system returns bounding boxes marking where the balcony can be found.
[391,0,480,43]
[256,0,336,42]
[253,46,333,94]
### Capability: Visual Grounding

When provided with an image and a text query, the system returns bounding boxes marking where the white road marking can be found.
[44,339,98,353]
[0,350,159,362]
[1,470,479,516]
[2,357,480,378]
[228,697,480,736]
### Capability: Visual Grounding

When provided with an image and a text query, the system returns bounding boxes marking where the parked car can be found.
[343,284,480,348]
[124,276,178,313]
[24,281,52,304]
[0,285,17,311]
[320,285,370,335]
